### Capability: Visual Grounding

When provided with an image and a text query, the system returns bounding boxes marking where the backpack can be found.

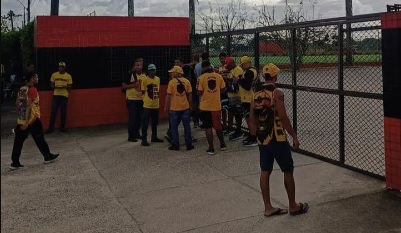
[253,84,276,144]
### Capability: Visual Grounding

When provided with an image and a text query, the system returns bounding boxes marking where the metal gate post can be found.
[338,23,345,164]
[205,36,210,54]
[254,32,260,70]
[291,28,298,133]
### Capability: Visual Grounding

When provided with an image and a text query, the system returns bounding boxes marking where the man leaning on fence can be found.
[250,63,308,217]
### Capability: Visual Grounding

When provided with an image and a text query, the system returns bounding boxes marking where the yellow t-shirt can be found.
[141,76,160,109]
[167,77,192,111]
[240,68,258,103]
[126,73,146,100]
[198,72,226,111]
[50,72,73,97]
[227,66,243,98]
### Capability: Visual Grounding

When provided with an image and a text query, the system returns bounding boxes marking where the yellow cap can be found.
[262,63,280,77]
[168,66,184,74]
[240,56,252,65]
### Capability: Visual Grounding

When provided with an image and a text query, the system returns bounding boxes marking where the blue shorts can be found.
[259,141,294,173]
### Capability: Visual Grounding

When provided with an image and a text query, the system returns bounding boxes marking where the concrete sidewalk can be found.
[1,122,401,233]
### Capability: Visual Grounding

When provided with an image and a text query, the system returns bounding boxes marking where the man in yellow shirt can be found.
[198,61,227,155]
[164,66,194,151]
[217,52,229,131]
[11,73,59,170]
[46,62,72,133]
[140,64,163,146]
[122,59,146,142]
[235,56,258,147]
[225,57,244,141]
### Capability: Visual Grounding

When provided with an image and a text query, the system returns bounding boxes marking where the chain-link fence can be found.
[191,13,384,179]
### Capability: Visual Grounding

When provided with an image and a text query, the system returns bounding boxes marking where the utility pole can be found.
[16,0,26,26]
[128,0,134,16]
[27,0,31,22]
[345,0,353,66]
[51,0,59,16]
[189,0,195,35]
[5,10,22,31]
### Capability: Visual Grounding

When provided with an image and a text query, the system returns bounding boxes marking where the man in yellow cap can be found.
[164,66,194,151]
[46,61,73,133]
[140,64,163,146]
[234,56,258,147]
[250,63,308,217]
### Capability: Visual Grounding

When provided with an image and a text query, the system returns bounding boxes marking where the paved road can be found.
[1,122,400,233]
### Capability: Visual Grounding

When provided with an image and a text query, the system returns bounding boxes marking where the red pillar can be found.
[382,11,401,191]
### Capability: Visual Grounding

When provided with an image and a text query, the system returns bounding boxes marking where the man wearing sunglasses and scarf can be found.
[250,63,308,217]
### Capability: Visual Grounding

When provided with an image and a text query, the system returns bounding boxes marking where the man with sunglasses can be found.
[46,62,72,133]
[250,63,308,217]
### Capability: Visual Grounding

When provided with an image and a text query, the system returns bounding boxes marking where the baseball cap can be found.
[225,57,235,65]
[148,64,156,71]
[262,63,280,78]
[168,66,184,74]
[58,62,66,67]
[240,56,251,65]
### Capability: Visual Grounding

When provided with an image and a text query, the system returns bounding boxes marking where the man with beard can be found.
[250,63,308,217]
[197,61,227,155]
[122,59,146,142]
[140,64,163,146]
[164,66,194,151]
[10,73,59,170]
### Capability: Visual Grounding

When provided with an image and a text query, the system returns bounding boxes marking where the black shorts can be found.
[242,102,250,117]
[259,141,294,172]
[199,111,223,130]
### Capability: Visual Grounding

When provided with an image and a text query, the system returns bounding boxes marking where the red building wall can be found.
[35,16,189,129]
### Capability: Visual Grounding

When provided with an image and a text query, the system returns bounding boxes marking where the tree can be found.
[3,10,22,31]
[197,0,251,33]
[1,17,10,33]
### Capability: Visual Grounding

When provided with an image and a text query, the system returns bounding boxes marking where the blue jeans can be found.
[127,100,143,140]
[142,108,159,141]
[49,95,68,130]
[170,109,192,147]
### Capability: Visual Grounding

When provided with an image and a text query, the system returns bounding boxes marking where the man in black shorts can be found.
[250,63,308,217]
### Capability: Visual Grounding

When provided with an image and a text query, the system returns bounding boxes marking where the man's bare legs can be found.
[284,172,301,212]
[260,171,279,215]
[205,128,214,149]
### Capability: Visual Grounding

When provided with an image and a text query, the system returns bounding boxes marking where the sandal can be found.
[290,203,309,216]
[264,208,288,217]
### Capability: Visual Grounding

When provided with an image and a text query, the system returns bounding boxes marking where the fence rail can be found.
[191,13,385,179]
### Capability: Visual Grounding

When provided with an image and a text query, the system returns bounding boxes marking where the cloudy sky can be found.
[1,0,399,30]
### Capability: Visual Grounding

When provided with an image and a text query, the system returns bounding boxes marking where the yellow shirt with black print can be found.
[141,76,160,109]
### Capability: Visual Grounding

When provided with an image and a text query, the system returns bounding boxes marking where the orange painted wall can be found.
[39,86,169,130]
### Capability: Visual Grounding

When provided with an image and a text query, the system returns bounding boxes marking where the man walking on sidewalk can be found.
[250,63,308,217]
[10,73,59,170]
[164,66,194,151]
[46,62,72,133]
[140,64,163,146]
[197,61,227,155]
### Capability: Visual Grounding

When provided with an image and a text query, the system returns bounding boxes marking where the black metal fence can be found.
[191,13,384,179]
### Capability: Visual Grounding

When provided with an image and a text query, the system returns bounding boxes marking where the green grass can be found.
[210,54,382,66]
